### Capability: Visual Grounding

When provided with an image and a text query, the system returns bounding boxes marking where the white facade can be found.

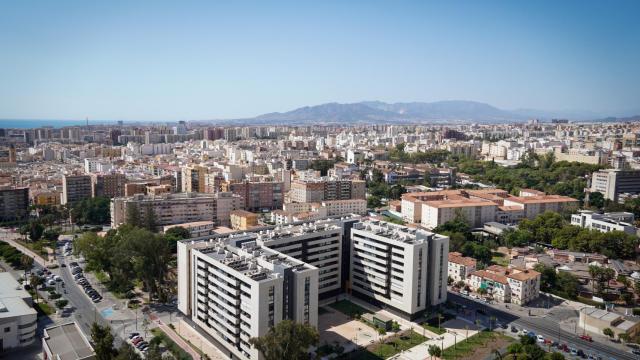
[0,273,37,351]
[421,200,497,229]
[570,211,637,235]
[178,236,318,360]
[350,220,449,318]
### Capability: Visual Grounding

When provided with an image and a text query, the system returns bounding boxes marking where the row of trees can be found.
[433,215,494,266]
[74,225,189,299]
[502,211,638,259]
[450,153,602,200]
[71,197,111,225]
[389,144,450,164]
[367,168,407,208]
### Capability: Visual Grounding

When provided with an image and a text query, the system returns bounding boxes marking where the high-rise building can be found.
[177,237,318,360]
[62,175,92,205]
[349,219,449,318]
[91,173,126,198]
[289,179,366,203]
[0,187,29,222]
[590,168,640,202]
[181,166,208,193]
[221,180,283,211]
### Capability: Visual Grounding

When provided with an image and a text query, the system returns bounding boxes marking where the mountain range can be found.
[218,100,625,125]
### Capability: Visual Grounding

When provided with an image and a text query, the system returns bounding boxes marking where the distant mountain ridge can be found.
[245,100,523,124]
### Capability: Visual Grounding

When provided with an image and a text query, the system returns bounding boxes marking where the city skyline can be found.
[1,1,639,121]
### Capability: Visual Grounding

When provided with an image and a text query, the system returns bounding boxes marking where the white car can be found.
[537,335,544,343]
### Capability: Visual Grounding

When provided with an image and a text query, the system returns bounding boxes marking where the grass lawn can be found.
[421,313,455,335]
[318,306,331,315]
[151,328,193,360]
[491,252,509,266]
[347,330,428,360]
[34,301,54,316]
[441,331,513,360]
[329,300,368,318]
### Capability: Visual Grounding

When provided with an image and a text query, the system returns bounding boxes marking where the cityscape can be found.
[1,2,640,360]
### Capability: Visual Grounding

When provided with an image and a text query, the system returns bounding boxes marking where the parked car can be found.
[580,334,593,342]
[511,325,518,333]
[537,335,545,343]
[128,333,139,339]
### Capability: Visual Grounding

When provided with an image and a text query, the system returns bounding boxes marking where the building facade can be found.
[62,175,92,205]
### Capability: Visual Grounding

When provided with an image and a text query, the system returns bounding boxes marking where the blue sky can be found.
[1,0,639,121]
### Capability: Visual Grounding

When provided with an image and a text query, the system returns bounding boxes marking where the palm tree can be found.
[20,255,33,279]
[493,349,503,360]
[489,316,497,331]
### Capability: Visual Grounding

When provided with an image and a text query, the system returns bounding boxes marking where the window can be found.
[4,327,10,333]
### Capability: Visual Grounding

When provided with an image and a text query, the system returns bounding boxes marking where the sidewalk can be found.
[1,234,52,267]
[149,315,203,360]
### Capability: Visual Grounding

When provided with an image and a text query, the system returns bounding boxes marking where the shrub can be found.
[49,293,62,300]
[55,299,69,308]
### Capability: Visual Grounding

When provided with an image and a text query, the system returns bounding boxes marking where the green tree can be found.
[115,342,142,360]
[589,266,615,297]
[20,254,33,278]
[71,197,111,225]
[546,351,565,360]
[91,322,116,360]
[143,205,157,232]
[603,327,614,338]
[428,344,441,360]
[249,320,319,360]
[125,203,141,227]
[29,221,45,241]
[588,191,605,208]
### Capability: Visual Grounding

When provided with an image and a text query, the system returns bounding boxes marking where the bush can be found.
[49,293,62,300]
[633,308,640,316]
[55,299,69,309]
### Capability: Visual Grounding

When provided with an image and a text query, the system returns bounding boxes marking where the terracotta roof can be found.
[505,195,579,204]
[507,269,541,282]
[471,269,509,284]
[448,253,477,267]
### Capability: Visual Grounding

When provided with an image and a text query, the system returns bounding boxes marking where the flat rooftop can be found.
[43,322,95,360]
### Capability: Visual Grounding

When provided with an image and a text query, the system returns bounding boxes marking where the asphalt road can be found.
[449,293,638,360]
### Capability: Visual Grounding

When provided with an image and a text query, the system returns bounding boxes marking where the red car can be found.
[579,335,593,342]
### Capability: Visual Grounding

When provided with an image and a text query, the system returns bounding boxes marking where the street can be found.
[449,293,638,360]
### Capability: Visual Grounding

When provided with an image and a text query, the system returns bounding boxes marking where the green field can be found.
[441,331,512,360]
[347,330,428,360]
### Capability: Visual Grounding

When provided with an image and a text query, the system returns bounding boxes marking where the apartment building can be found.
[0,187,29,222]
[349,220,449,319]
[570,210,637,235]
[163,221,216,238]
[448,252,476,282]
[502,195,579,220]
[182,166,208,193]
[222,180,284,211]
[468,265,541,305]
[62,175,92,205]
[590,168,640,202]
[289,179,366,203]
[91,173,126,198]
[0,273,37,351]
[255,219,344,297]
[275,199,367,225]
[177,237,318,360]
[421,198,498,229]
[230,210,259,230]
[31,189,60,206]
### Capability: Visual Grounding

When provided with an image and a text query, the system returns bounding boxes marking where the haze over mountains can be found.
[221,100,628,125]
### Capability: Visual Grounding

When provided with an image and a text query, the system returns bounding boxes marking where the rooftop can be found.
[43,322,95,360]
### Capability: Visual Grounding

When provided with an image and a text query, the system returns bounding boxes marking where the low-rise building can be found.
[163,221,216,238]
[230,210,259,230]
[42,322,95,360]
[571,210,637,235]
[468,265,541,305]
[448,252,476,282]
[0,273,37,351]
[580,308,640,339]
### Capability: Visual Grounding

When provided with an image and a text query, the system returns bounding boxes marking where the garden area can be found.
[343,330,427,360]
[150,328,193,360]
[441,331,513,360]
[329,299,369,319]
[421,313,456,335]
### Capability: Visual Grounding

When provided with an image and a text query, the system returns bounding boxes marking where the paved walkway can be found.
[171,318,227,360]
[0,231,53,267]
[148,314,203,360]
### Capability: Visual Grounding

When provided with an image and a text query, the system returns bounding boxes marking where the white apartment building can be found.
[0,273,37,351]
[468,265,541,305]
[255,220,343,296]
[448,252,477,282]
[177,236,318,360]
[570,210,637,235]
[421,199,497,229]
[350,220,449,319]
[590,168,640,202]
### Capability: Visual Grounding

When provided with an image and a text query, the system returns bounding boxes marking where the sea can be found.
[0,119,143,129]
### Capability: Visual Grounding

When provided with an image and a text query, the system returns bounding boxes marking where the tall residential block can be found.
[221,180,283,211]
[349,219,449,319]
[0,187,29,222]
[62,175,92,205]
[91,173,126,198]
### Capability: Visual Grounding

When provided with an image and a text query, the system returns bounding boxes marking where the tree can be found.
[29,274,42,302]
[428,344,441,360]
[20,254,33,278]
[164,226,190,240]
[126,203,141,227]
[618,333,630,343]
[91,322,116,360]
[29,221,45,241]
[249,320,319,360]
[546,351,565,360]
[143,205,157,232]
[603,327,614,339]
[144,343,163,360]
[115,342,142,360]
[588,191,604,209]
[589,265,615,297]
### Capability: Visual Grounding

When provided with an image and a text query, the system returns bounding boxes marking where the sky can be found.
[1,0,639,121]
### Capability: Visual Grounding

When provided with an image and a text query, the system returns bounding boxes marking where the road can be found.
[449,293,638,360]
